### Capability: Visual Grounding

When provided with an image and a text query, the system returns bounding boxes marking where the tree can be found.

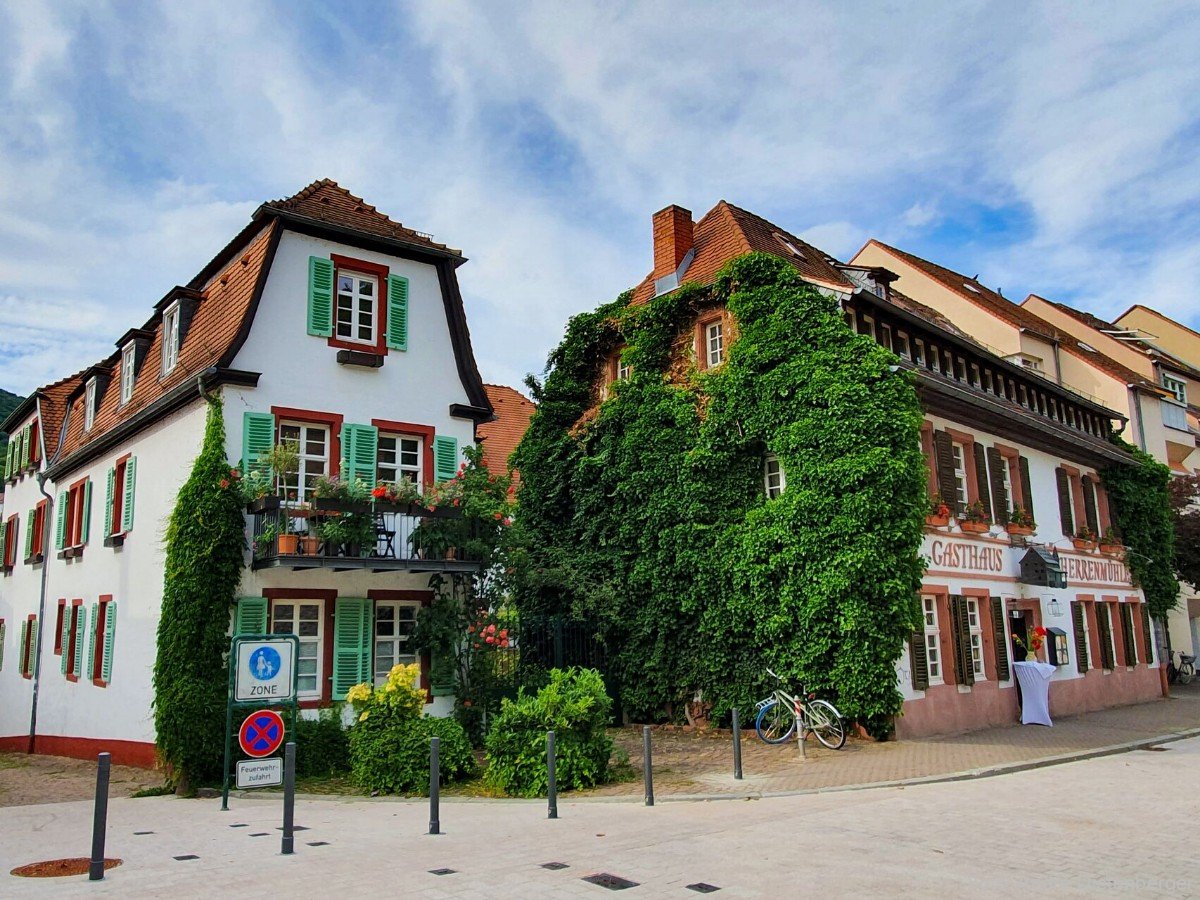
[1169,473,1200,589]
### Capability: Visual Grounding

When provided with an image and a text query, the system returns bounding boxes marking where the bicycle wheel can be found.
[1181,664,1194,686]
[804,700,846,750]
[755,699,796,744]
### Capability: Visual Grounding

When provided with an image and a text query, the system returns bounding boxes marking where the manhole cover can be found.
[429,868,457,876]
[542,862,570,870]
[11,858,122,878]
[174,855,200,861]
[583,872,640,890]
[687,884,721,893]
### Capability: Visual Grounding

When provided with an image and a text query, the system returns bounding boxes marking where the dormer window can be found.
[162,302,181,375]
[120,343,136,405]
[84,378,97,432]
[1162,372,1187,406]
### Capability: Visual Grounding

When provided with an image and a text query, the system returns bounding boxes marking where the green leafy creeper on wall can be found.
[153,393,247,791]
[513,253,928,737]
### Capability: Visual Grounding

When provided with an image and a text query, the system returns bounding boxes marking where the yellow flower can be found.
[358,711,369,722]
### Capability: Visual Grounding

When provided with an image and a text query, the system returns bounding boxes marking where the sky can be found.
[2,0,1199,397]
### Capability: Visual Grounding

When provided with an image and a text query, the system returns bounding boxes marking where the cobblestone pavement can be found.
[595,690,1200,797]
[3,734,1197,897]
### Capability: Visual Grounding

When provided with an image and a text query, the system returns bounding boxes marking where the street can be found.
[3,734,1198,897]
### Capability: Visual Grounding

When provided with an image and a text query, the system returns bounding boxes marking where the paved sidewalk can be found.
[592,691,1200,798]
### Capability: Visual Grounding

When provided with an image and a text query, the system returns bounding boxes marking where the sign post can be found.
[221,634,299,812]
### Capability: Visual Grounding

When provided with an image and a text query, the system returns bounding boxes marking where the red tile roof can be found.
[479,384,536,489]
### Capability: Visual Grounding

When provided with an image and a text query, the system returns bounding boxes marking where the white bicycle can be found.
[754,668,847,750]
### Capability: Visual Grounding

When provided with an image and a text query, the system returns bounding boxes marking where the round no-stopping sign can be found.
[239,709,285,758]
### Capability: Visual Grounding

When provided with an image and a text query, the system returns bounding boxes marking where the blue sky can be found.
[2,1,1199,396]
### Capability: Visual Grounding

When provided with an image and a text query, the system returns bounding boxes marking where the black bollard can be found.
[643,726,654,807]
[547,731,558,819]
[281,742,296,855]
[89,752,111,881]
[732,708,743,780]
[429,736,441,835]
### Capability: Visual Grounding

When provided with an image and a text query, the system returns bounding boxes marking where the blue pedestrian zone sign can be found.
[234,637,297,702]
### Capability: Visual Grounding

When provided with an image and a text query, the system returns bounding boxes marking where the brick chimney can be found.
[652,205,694,280]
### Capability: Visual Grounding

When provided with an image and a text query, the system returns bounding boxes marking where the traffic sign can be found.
[236,757,283,789]
[235,638,296,702]
[239,709,285,758]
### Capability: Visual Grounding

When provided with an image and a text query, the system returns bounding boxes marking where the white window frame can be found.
[335,270,378,347]
[120,343,136,405]
[922,596,943,686]
[617,358,631,381]
[373,599,421,686]
[84,378,97,432]
[764,453,786,500]
[162,302,181,375]
[1162,372,1187,406]
[966,597,986,680]
[271,599,323,700]
[705,321,725,367]
[950,442,969,508]
[277,421,329,504]
[1000,458,1015,517]
[377,433,423,490]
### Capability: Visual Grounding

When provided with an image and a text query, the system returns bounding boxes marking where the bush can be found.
[346,663,474,795]
[484,667,613,797]
[295,708,350,778]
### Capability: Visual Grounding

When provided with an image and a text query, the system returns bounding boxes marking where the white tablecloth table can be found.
[1013,661,1056,726]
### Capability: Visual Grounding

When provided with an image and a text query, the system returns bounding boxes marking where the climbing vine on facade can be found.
[513,253,929,737]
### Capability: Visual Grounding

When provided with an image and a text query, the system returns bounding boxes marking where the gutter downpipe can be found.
[1052,341,1064,386]
[27,470,53,755]
[1131,385,1148,452]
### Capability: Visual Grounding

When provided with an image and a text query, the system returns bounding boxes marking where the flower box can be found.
[248,495,281,514]
[960,520,989,534]
[1099,542,1123,555]
[1006,524,1033,536]
[1072,538,1096,551]
[925,514,950,527]
[311,497,372,514]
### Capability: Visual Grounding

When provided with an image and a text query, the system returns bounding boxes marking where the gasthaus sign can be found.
[235,639,296,702]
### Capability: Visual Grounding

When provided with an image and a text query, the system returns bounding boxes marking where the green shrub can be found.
[349,713,473,795]
[295,708,350,778]
[484,667,613,797]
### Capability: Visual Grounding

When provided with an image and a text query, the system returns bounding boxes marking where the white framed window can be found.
[373,600,420,685]
[950,442,969,508]
[271,600,323,699]
[922,596,943,685]
[999,456,1015,517]
[162,302,181,375]
[84,378,97,432]
[335,271,378,346]
[705,321,725,367]
[120,344,136,405]
[377,434,422,488]
[966,598,986,679]
[277,422,329,503]
[912,339,925,367]
[764,453,786,499]
[894,331,910,359]
[617,358,631,381]
[1162,373,1187,406]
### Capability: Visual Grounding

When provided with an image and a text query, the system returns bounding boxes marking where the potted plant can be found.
[1072,525,1097,551]
[297,521,320,556]
[926,494,952,527]
[959,500,990,534]
[318,511,376,557]
[255,521,279,559]
[1006,505,1036,536]
[277,519,301,555]
[1099,527,1123,554]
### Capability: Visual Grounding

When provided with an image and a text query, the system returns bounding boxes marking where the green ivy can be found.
[513,253,928,737]
[1104,437,1179,621]
[152,394,247,790]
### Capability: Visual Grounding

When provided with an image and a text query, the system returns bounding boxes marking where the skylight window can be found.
[774,233,807,260]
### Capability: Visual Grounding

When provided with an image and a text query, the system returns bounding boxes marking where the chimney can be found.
[652,205,694,281]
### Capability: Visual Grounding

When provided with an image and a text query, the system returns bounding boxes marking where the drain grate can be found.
[583,873,640,890]
[307,841,330,847]
[541,862,570,870]
[133,831,155,836]
[249,832,270,837]
[229,823,249,828]
[429,868,457,876]
[173,855,199,862]
[687,883,721,893]
[276,825,309,831]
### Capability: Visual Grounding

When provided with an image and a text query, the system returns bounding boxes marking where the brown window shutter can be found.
[986,447,1009,524]
[1097,606,1113,670]
[972,443,991,521]
[1071,602,1089,674]
[1139,606,1154,665]
[1082,480,1099,536]
[1120,604,1137,665]
[950,595,974,686]
[1018,456,1034,520]
[990,597,1009,681]
[909,633,929,691]
[1055,468,1074,535]
[933,431,959,515]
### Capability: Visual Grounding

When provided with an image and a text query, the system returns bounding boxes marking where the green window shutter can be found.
[1018,456,1034,520]
[19,620,29,675]
[242,412,276,477]
[307,256,335,337]
[932,430,959,516]
[1140,606,1153,665]
[80,480,92,545]
[55,493,68,550]
[332,597,372,700]
[60,608,71,676]
[19,426,28,469]
[1071,602,1089,674]
[433,435,459,482]
[24,510,34,560]
[102,602,117,683]
[990,597,1010,681]
[0,519,6,563]
[986,447,1008,524]
[72,607,85,678]
[972,443,991,521]
[1056,468,1074,536]
[104,468,115,537]
[909,633,929,691]
[87,603,99,680]
[0,620,5,672]
[386,275,409,351]
[121,457,137,532]
[340,424,378,485]
[234,597,269,636]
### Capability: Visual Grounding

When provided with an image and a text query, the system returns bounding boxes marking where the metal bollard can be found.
[281,742,296,855]
[547,731,558,819]
[429,736,441,835]
[732,708,743,780]
[643,726,654,806]
[89,752,111,881]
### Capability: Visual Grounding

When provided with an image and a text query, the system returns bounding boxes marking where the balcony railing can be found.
[1162,398,1190,433]
[247,496,484,572]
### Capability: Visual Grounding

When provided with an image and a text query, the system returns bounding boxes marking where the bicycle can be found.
[1167,651,1195,685]
[754,668,846,750]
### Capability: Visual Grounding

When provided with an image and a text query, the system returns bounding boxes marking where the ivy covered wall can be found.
[513,254,929,736]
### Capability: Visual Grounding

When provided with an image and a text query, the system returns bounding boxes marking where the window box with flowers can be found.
[1006,505,1036,536]
[958,501,991,534]
[926,494,952,527]
[1072,526,1097,551]
[1098,528,1123,555]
